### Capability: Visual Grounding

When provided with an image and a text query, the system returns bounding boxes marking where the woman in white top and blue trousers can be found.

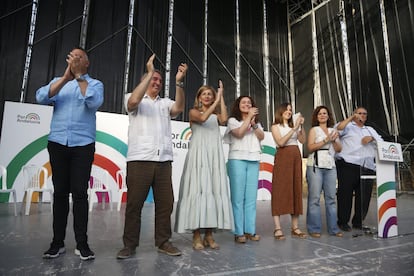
[306,106,343,238]
[224,96,264,243]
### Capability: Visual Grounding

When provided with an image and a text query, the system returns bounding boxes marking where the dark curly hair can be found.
[311,105,334,127]
[229,95,259,124]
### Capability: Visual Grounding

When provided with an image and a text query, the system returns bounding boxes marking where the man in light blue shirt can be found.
[335,107,383,232]
[36,47,103,260]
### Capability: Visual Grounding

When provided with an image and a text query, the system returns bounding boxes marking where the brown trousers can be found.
[122,161,174,248]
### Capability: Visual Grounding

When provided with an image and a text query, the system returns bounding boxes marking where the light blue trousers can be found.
[306,166,340,235]
[227,159,260,236]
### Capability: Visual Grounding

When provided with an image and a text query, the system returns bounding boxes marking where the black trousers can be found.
[47,141,95,247]
[335,159,375,227]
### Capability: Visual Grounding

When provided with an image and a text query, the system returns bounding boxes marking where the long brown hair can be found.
[311,105,334,127]
[230,96,259,124]
[273,102,293,127]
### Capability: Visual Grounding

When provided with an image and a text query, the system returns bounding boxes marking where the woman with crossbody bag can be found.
[306,106,343,238]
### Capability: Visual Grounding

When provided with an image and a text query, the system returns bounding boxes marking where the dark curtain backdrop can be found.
[267,1,290,112]
[292,15,314,141]
[2,0,412,141]
[0,0,32,123]
[293,0,414,143]
[0,0,289,134]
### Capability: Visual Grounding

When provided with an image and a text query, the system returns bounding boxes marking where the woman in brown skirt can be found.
[271,103,307,240]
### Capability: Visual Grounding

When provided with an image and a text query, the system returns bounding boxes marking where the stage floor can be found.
[0,194,413,275]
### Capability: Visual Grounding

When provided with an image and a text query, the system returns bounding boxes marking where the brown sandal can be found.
[245,233,260,241]
[273,229,285,240]
[203,235,220,249]
[192,236,204,250]
[291,228,307,238]
[234,235,247,243]
[309,232,321,238]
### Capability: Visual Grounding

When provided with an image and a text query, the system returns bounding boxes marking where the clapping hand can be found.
[176,62,188,82]
[294,114,304,130]
[146,54,155,73]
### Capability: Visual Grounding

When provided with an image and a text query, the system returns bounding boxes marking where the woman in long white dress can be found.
[174,80,233,250]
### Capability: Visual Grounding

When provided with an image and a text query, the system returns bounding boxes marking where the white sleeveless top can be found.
[306,126,336,168]
[276,124,298,147]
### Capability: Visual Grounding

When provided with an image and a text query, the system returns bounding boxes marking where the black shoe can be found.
[43,244,66,259]
[338,224,352,232]
[75,244,95,260]
[352,224,363,230]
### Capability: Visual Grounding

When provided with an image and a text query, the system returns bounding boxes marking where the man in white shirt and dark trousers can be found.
[117,54,188,259]
[335,107,383,232]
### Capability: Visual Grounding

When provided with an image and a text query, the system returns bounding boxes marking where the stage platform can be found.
[0,194,413,275]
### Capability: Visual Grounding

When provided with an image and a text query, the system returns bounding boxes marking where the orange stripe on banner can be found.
[378,199,396,222]
[93,154,120,184]
[260,163,273,173]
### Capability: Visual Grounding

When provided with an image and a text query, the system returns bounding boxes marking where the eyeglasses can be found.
[357,112,367,115]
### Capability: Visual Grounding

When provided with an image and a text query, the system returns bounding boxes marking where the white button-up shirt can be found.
[125,93,175,162]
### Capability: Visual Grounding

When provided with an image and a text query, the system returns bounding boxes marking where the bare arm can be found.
[231,107,264,141]
[271,124,295,147]
[253,125,265,141]
[231,108,257,138]
[308,128,341,153]
[307,127,320,153]
[170,63,188,117]
[216,80,228,125]
[271,116,304,147]
[297,127,306,144]
[330,130,342,152]
[127,54,155,112]
[190,87,222,123]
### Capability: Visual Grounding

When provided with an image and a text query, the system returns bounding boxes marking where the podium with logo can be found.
[375,141,403,238]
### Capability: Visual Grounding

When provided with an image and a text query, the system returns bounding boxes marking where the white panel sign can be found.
[377,141,403,162]
[0,101,277,204]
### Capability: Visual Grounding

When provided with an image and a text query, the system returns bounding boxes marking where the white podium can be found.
[375,141,403,238]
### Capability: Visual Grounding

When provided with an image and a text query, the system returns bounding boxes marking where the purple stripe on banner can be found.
[258,179,272,193]
[382,216,398,238]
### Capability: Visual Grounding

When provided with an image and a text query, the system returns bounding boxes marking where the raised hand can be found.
[215,80,224,103]
[146,54,155,73]
[176,63,188,82]
[217,80,224,95]
[63,63,74,81]
[294,115,304,130]
[329,129,339,141]
[248,107,259,119]
[67,51,82,78]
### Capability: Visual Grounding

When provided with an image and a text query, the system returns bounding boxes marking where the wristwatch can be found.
[176,81,184,88]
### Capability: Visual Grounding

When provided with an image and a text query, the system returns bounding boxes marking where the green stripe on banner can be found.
[0,135,48,202]
[378,181,396,197]
[180,127,191,140]
[262,145,276,156]
[96,131,127,157]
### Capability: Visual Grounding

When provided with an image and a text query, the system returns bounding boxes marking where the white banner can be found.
[0,101,276,204]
